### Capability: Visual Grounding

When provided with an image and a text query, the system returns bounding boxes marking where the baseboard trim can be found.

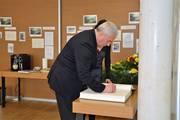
[23,97,57,103]
[6,96,57,103]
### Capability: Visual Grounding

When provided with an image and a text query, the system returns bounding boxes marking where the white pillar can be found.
[138,0,173,120]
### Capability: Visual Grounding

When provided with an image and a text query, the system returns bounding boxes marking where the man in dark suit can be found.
[48,21,118,120]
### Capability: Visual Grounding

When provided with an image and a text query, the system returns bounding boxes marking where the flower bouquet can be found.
[103,54,138,85]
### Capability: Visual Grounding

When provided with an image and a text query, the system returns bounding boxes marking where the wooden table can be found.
[0,70,138,120]
[73,90,137,120]
[0,70,48,108]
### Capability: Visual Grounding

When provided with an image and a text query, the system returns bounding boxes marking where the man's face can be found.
[98,32,115,47]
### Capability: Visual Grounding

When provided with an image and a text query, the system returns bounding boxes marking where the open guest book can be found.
[80,84,132,103]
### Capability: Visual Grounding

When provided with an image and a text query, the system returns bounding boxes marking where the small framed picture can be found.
[66,26,76,34]
[83,15,97,26]
[129,12,140,24]
[0,17,12,27]
[7,43,14,53]
[112,42,120,53]
[29,27,42,37]
[19,32,26,42]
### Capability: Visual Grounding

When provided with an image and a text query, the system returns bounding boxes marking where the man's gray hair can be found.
[96,21,118,37]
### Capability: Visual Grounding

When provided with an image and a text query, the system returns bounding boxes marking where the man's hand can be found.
[103,83,116,93]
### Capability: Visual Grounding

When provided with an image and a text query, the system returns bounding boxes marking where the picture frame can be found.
[19,32,26,42]
[83,15,97,26]
[112,42,120,53]
[0,17,12,27]
[29,27,42,37]
[128,12,140,24]
[66,26,76,34]
[7,43,14,53]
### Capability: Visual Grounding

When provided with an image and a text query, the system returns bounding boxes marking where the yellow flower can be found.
[115,62,120,65]
[129,68,138,74]
[133,54,138,58]
[135,58,139,63]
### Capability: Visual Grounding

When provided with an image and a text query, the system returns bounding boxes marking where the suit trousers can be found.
[55,93,76,120]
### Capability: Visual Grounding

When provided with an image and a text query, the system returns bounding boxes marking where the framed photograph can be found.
[5,31,16,41]
[112,42,120,53]
[19,32,26,42]
[129,12,140,24]
[0,17,12,27]
[29,27,42,37]
[7,43,14,53]
[66,26,76,34]
[83,15,97,26]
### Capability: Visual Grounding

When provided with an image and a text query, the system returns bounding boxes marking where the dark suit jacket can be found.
[48,30,105,101]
